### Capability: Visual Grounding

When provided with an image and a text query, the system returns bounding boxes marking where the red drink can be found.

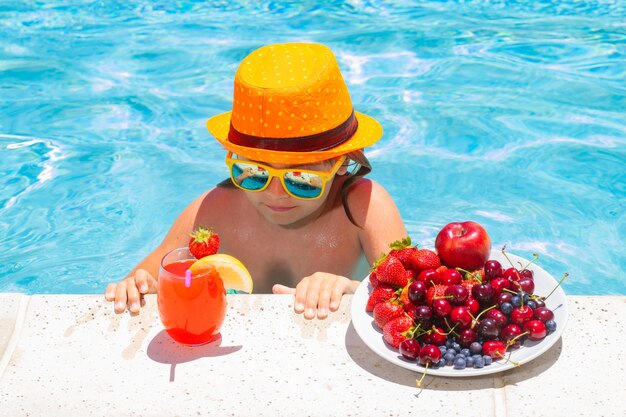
[158,250,227,345]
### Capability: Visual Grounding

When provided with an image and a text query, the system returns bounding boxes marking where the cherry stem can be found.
[416,362,430,388]
[496,350,521,367]
[521,252,539,271]
[501,245,515,268]
[470,304,497,327]
[544,272,569,300]
[455,267,483,283]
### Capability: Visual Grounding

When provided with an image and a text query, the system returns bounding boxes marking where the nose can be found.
[265,176,289,198]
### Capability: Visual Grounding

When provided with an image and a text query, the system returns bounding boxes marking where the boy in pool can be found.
[105,42,407,320]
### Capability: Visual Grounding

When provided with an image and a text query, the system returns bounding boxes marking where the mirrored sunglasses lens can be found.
[284,172,323,199]
[231,162,269,191]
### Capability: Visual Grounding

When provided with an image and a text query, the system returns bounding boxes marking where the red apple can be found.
[434,221,491,270]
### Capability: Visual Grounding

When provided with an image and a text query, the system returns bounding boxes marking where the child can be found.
[105,42,407,320]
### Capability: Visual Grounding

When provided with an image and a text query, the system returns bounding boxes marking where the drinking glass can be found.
[157,247,227,345]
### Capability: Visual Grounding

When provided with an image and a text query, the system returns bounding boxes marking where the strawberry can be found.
[188,226,220,259]
[365,284,395,312]
[375,255,409,288]
[409,248,441,272]
[383,315,414,348]
[369,271,380,288]
[388,237,417,270]
[426,284,449,306]
[373,301,405,329]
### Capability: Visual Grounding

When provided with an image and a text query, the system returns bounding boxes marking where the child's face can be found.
[235,157,346,227]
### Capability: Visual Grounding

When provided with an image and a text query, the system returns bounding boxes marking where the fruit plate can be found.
[350,251,568,377]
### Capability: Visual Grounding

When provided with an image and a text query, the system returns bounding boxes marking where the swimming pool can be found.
[1,1,625,295]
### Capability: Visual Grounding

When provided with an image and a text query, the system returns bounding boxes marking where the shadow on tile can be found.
[344,322,564,390]
[146,330,242,382]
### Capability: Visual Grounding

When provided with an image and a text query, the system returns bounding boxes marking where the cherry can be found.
[449,306,472,329]
[477,317,500,339]
[414,305,433,328]
[520,269,534,280]
[482,340,507,359]
[503,267,523,282]
[533,298,546,308]
[465,298,481,315]
[439,269,462,286]
[423,326,447,346]
[417,269,439,286]
[432,298,452,317]
[512,277,535,294]
[496,292,513,307]
[471,282,495,304]
[523,320,547,341]
[399,338,421,360]
[534,306,554,322]
[500,324,524,348]
[485,309,508,327]
[484,259,503,281]
[418,344,442,365]
[408,280,427,304]
[490,277,511,294]
[510,305,534,326]
[457,328,477,347]
[445,284,469,305]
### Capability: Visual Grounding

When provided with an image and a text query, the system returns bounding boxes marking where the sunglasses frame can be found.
[225,151,346,200]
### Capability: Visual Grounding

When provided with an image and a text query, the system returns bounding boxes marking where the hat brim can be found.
[206,111,382,164]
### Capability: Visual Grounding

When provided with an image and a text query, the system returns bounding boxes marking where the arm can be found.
[275,179,407,319]
[104,191,209,314]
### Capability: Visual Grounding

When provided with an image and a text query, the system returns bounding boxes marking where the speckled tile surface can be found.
[0,294,624,417]
[501,296,626,417]
[0,293,24,365]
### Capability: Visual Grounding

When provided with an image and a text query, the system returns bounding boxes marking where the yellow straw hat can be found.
[207,43,383,164]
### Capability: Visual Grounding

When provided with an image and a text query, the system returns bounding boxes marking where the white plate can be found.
[351,251,568,377]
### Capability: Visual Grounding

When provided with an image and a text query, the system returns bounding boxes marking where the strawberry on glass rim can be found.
[189,225,220,259]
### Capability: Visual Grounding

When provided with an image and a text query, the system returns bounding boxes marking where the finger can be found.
[303,277,323,320]
[293,278,310,315]
[272,284,296,295]
[113,280,129,313]
[104,283,117,301]
[134,269,153,294]
[126,278,142,314]
[315,278,336,320]
[328,277,348,312]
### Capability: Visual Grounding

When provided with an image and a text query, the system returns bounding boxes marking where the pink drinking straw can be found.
[185,269,192,288]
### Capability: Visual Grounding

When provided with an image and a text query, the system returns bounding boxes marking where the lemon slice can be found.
[189,254,253,294]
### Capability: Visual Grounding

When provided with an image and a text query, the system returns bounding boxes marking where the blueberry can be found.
[436,358,446,368]
[466,356,475,367]
[483,355,493,366]
[444,352,455,366]
[511,295,522,307]
[446,339,454,348]
[473,356,485,368]
[461,348,471,357]
[527,300,537,309]
[453,357,466,370]
[500,302,513,314]
[447,348,457,356]
[452,342,462,352]
[439,345,447,355]
[545,319,557,333]
[469,342,482,355]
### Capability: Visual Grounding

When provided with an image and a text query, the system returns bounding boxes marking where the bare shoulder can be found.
[344,178,407,262]
[344,178,399,219]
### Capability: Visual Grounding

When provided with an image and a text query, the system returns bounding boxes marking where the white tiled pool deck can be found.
[0,294,624,417]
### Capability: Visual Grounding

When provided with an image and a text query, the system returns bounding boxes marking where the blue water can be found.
[1,1,625,295]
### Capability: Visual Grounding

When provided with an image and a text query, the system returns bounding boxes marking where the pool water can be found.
[1,1,624,295]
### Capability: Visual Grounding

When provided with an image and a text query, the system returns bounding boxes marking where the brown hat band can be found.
[228,111,358,153]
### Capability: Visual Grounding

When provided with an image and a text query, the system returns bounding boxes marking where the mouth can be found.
[265,204,296,212]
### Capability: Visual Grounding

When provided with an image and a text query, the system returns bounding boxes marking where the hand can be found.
[104,269,157,315]
[272,272,357,320]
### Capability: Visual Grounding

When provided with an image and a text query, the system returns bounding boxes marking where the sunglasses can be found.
[225,152,346,200]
